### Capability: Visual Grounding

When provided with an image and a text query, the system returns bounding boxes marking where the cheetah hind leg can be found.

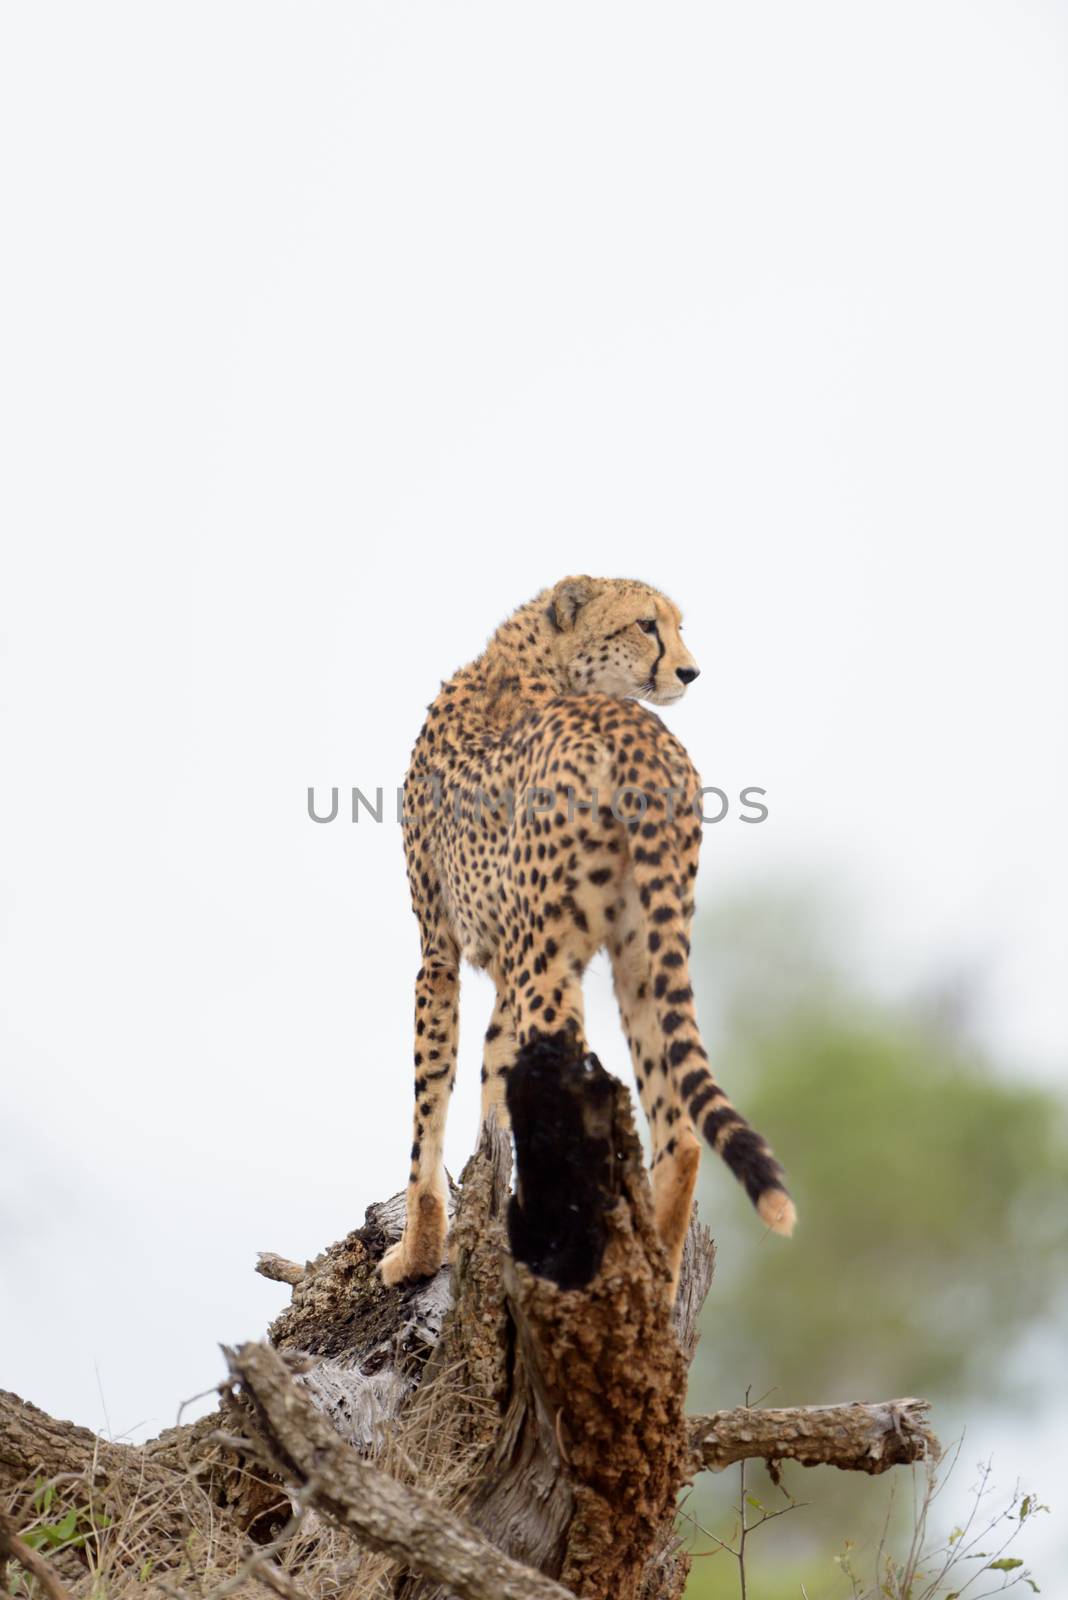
[610,891,701,1299]
[479,982,515,1133]
[379,950,458,1285]
[417,983,517,1273]
[650,1126,702,1294]
[379,1188,449,1284]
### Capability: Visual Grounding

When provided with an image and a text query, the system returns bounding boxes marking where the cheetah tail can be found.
[679,1067,796,1236]
[622,800,796,1237]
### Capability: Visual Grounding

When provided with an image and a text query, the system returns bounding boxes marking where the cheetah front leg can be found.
[380,939,460,1285]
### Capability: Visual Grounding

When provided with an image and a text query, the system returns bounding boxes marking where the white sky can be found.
[1,0,1065,1571]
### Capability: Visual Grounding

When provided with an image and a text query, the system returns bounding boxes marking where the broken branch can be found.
[255,1255,305,1288]
[689,1398,938,1475]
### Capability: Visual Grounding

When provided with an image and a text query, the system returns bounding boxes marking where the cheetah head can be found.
[545,576,700,706]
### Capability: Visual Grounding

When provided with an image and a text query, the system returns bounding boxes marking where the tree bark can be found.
[0,1050,938,1600]
[689,1398,937,1475]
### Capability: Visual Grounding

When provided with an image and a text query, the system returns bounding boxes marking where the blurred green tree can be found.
[679,888,1068,1598]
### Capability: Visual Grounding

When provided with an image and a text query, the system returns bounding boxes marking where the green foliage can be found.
[689,897,1068,1407]
[681,891,1067,1596]
[19,1478,112,1555]
[683,1454,1048,1600]
[6,1480,115,1598]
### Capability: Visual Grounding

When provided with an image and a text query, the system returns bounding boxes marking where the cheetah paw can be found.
[378,1238,416,1286]
[378,1227,448,1286]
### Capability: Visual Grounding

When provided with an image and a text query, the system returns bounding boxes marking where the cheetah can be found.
[379,576,795,1297]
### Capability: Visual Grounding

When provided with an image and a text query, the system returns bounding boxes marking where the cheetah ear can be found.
[547,576,595,632]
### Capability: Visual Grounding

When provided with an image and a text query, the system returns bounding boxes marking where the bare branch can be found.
[689,1399,939,1476]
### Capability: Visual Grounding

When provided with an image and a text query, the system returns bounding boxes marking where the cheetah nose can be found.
[676,666,700,685]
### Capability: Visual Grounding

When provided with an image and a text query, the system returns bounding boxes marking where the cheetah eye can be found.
[637,619,657,634]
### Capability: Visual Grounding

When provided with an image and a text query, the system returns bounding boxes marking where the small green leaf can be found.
[988,1558,1024,1572]
[745,1494,765,1513]
[1019,1496,1031,1519]
[33,1479,56,1516]
[38,1507,80,1545]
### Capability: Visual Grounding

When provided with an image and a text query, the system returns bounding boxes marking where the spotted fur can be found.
[379,576,795,1296]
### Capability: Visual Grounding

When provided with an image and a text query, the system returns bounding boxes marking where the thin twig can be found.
[737,1388,750,1600]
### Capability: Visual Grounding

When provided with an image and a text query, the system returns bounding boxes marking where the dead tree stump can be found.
[0,1052,937,1600]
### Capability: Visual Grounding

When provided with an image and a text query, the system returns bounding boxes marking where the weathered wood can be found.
[255,1254,305,1287]
[689,1398,938,1475]
[227,1341,574,1600]
[0,1391,131,1495]
[397,1104,717,1600]
[498,1044,692,1600]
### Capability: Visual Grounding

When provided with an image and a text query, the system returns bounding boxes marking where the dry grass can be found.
[1,1348,498,1600]
[1,1428,289,1600]
[324,1347,500,1598]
